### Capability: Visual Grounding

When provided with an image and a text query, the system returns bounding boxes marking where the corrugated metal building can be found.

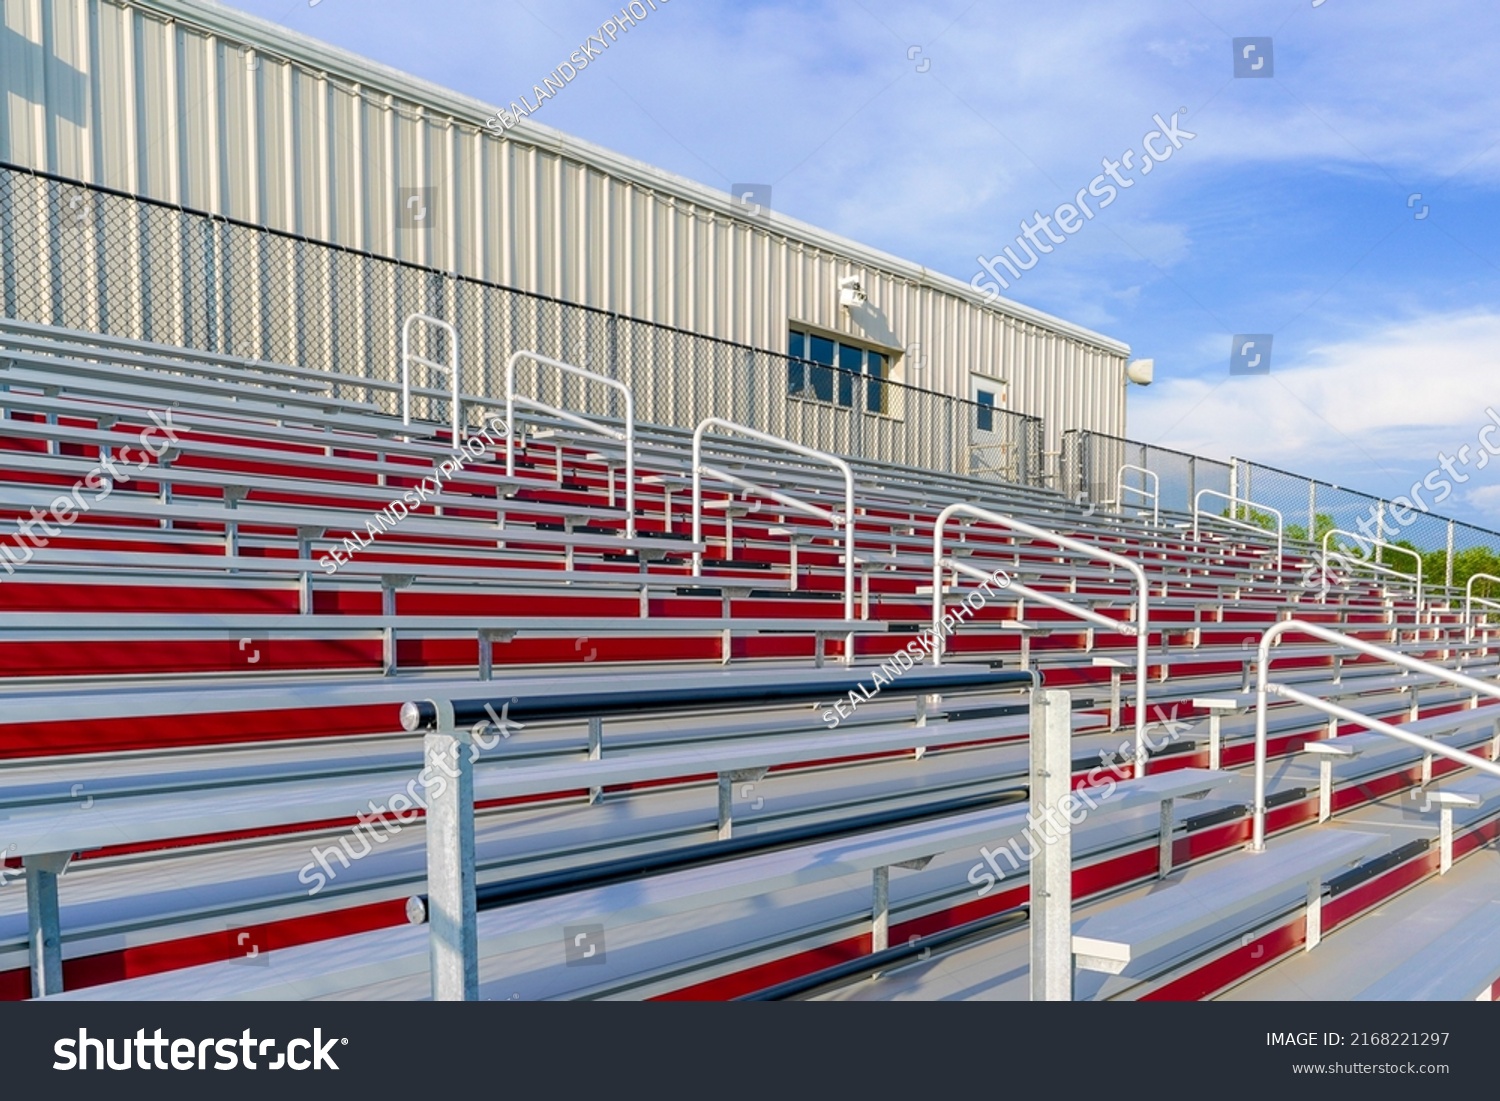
[0,0,1132,480]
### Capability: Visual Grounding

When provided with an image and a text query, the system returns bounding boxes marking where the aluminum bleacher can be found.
[2,320,1499,1003]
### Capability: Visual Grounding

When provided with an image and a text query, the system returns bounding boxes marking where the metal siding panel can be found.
[474,129,493,283]
[611,175,627,315]
[286,67,312,236]
[313,68,330,242]
[98,0,136,188]
[1,0,44,170]
[681,200,696,334]
[251,57,283,228]
[46,0,91,180]
[557,152,576,305]
[388,105,415,264]
[518,141,538,296]
[455,124,476,278]
[576,157,593,308]
[706,211,722,340]
[129,7,168,199]
[632,187,647,351]
[358,93,385,256]
[435,116,452,275]
[504,138,523,289]
[660,194,680,328]
[176,24,216,209]
[371,94,395,260]
[214,36,247,217]
[328,81,355,245]
[542,144,559,299]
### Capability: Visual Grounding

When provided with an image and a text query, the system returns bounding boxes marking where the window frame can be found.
[786,326,890,417]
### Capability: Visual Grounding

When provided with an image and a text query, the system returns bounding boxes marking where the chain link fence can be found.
[0,163,1044,488]
[7,162,1496,598]
[1061,429,1233,517]
[1058,430,1500,599]
[1234,459,1500,594]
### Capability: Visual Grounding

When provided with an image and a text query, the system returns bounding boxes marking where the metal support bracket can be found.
[26,851,72,998]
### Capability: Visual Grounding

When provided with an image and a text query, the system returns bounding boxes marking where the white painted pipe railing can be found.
[1116,463,1160,526]
[933,503,1152,778]
[503,351,636,540]
[401,314,461,444]
[1464,572,1500,640]
[1321,528,1423,615]
[1251,618,1500,851]
[691,419,856,624]
[1192,488,1283,574]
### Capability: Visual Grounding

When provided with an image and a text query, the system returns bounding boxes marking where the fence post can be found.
[950,398,960,477]
[1447,521,1456,590]
[1024,418,1036,486]
[858,369,870,459]
[1079,431,1092,505]
[1308,481,1317,544]
[1375,501,1386,565]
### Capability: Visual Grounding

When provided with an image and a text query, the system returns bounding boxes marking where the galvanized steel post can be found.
[422,698,477,1001]
[26,852,71,998]
[1030,687,1073,1001]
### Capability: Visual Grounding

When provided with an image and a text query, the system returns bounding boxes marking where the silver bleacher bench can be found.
[1071,828,1390,997]
[0,612,886,676]
[40,770,1230,1001]
[1354,900,1500,1001]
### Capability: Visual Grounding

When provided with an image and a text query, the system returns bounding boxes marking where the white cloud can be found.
[1145,38,1211,68]
[1131,308,1500,492]
[1464,484,1500,517]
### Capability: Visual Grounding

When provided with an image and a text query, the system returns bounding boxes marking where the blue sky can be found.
[227,0,1500,527]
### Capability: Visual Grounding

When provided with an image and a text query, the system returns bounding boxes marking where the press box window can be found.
[788,329,886,414]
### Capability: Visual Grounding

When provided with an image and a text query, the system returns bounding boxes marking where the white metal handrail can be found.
[1321,528,1422,614]
[1192,489,1283,574]
[504,351,636,540]
[933,503,1151,777]
[1116,463,1160,526]
[1464,573,1500,639]
[691,419,855,622]
[401,314,461,444]
[1251,618,1500,850]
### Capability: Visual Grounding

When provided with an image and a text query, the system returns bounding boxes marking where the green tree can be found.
[1222,505,1279,534]
[1286,512,1337,546]
[1428,545,1500,592]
